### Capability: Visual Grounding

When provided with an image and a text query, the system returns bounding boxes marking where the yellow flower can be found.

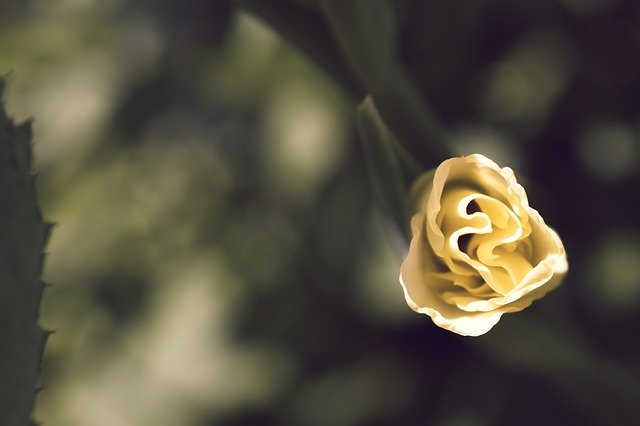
[400,154,568,336]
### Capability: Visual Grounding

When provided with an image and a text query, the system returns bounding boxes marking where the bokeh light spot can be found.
[472,62,530,122]
[585,231,640,315]
[577,121,639,182]
[263,80,347,197]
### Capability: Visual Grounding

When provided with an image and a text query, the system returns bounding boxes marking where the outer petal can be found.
[400,213,505,336]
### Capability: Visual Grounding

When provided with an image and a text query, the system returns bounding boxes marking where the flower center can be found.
[438,187,534,295]
[463,196,533,293]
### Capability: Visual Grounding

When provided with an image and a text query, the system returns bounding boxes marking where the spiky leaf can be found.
[0,79,51,426]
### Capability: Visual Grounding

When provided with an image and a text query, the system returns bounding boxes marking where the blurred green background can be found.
[2,0,640,424]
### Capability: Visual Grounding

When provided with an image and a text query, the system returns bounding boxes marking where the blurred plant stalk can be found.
[236,0,451,168]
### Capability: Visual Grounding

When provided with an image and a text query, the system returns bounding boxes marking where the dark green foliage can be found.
[0,80,50,426]
[320,0,450,164]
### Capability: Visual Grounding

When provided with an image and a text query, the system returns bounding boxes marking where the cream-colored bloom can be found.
[400,154,567,336]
